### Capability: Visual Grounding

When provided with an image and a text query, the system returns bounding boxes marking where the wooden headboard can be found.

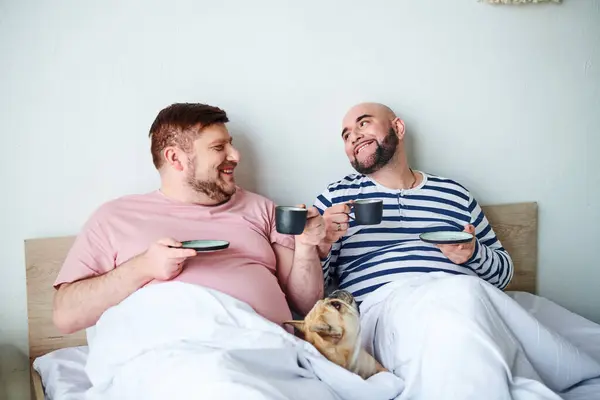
[24,201,538,361]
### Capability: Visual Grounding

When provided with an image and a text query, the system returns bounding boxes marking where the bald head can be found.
[342,102,397,132]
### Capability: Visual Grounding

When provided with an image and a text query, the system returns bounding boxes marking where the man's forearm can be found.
[467,241,514,290]
[286,242,324,315]
[53,255,151,334]
[317,242,332,259]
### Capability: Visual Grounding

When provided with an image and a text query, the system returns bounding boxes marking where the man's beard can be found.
[351,128,399,175]
[186,161,237,204]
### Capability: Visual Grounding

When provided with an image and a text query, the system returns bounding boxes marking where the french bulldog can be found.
[284,289,387,379]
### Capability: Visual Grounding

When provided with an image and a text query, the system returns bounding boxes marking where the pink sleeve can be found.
[54,208,116,288]
[265,200,295,250]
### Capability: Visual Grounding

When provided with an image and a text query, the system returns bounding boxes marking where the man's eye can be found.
[359,120,368,127]
[213,146,224,151]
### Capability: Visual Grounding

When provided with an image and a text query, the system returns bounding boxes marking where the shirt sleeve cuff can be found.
[464,238,481,266]
[270,231,295,250]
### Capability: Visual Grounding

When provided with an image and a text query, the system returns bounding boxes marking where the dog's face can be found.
[284,290,360,358]
[285,290,387,379]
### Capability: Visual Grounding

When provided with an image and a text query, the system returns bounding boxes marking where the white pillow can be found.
[32,346,91,400]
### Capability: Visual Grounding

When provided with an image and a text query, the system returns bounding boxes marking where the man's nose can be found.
[228,146,241,163]
[350,130,364,146]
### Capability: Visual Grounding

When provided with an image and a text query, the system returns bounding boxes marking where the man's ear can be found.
[392,118,406,140]
[163,146,185,171]
[283,320,306,333]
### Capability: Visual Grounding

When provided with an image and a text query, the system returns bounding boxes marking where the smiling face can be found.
[185,123,240,203]
[150,103,240,204]
[341,103,404,175]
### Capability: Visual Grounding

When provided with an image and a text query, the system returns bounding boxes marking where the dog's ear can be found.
[308,322,331,334]
[309,322,343,338]
[283,320,306,333]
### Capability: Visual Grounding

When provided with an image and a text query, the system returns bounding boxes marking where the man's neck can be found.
[159,181,220,206]
[368,156,421,190]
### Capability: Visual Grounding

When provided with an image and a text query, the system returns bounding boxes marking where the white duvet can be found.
[358,273,600,399]
[83,281,404,400]
[82,276,600,400]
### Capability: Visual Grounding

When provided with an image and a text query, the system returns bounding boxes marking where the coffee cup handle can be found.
[346,203,355,220]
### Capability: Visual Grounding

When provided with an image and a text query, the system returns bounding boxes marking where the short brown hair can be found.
[149,102,229,169]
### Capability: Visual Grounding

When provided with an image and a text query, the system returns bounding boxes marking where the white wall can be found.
[1,0,598,397]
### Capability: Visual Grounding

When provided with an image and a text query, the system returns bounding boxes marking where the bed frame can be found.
[24,201,538,399]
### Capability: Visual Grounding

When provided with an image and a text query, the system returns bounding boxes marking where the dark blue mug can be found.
[351,199,383,225]
[275,206,308,235]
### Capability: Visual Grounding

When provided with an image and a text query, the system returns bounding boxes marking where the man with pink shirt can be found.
[52,102,326,335]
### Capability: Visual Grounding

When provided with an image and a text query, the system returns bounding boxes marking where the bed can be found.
[24,202,600,399]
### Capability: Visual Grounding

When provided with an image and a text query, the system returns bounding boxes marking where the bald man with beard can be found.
[314,102,514,295]
[312,102,528,398]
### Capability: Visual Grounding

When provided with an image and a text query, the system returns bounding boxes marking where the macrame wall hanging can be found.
[481,0,561,4]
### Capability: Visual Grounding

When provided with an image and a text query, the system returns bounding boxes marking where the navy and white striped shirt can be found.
[313,171,514,303]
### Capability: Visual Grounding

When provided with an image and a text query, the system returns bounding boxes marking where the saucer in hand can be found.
[419,231,474,245]
[177,240,230,252]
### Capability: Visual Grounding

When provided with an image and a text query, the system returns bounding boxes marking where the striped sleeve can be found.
[313,186,341,287]
[464,194,514,290]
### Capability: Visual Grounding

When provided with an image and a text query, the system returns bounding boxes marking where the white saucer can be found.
[419,231,474,245]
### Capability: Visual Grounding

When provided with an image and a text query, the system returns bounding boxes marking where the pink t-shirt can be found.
[55,187,296,326]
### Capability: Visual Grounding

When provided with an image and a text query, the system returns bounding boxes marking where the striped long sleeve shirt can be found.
[313,171,514,303]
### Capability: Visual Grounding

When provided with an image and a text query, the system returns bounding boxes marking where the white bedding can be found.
[358,274,600,399]
[80,282,403,400]
[506,291,600,400]
[34,282,600,400]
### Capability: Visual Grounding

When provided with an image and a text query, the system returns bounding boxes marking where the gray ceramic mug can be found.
[275,206,308,235]
[351,199,383,225]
